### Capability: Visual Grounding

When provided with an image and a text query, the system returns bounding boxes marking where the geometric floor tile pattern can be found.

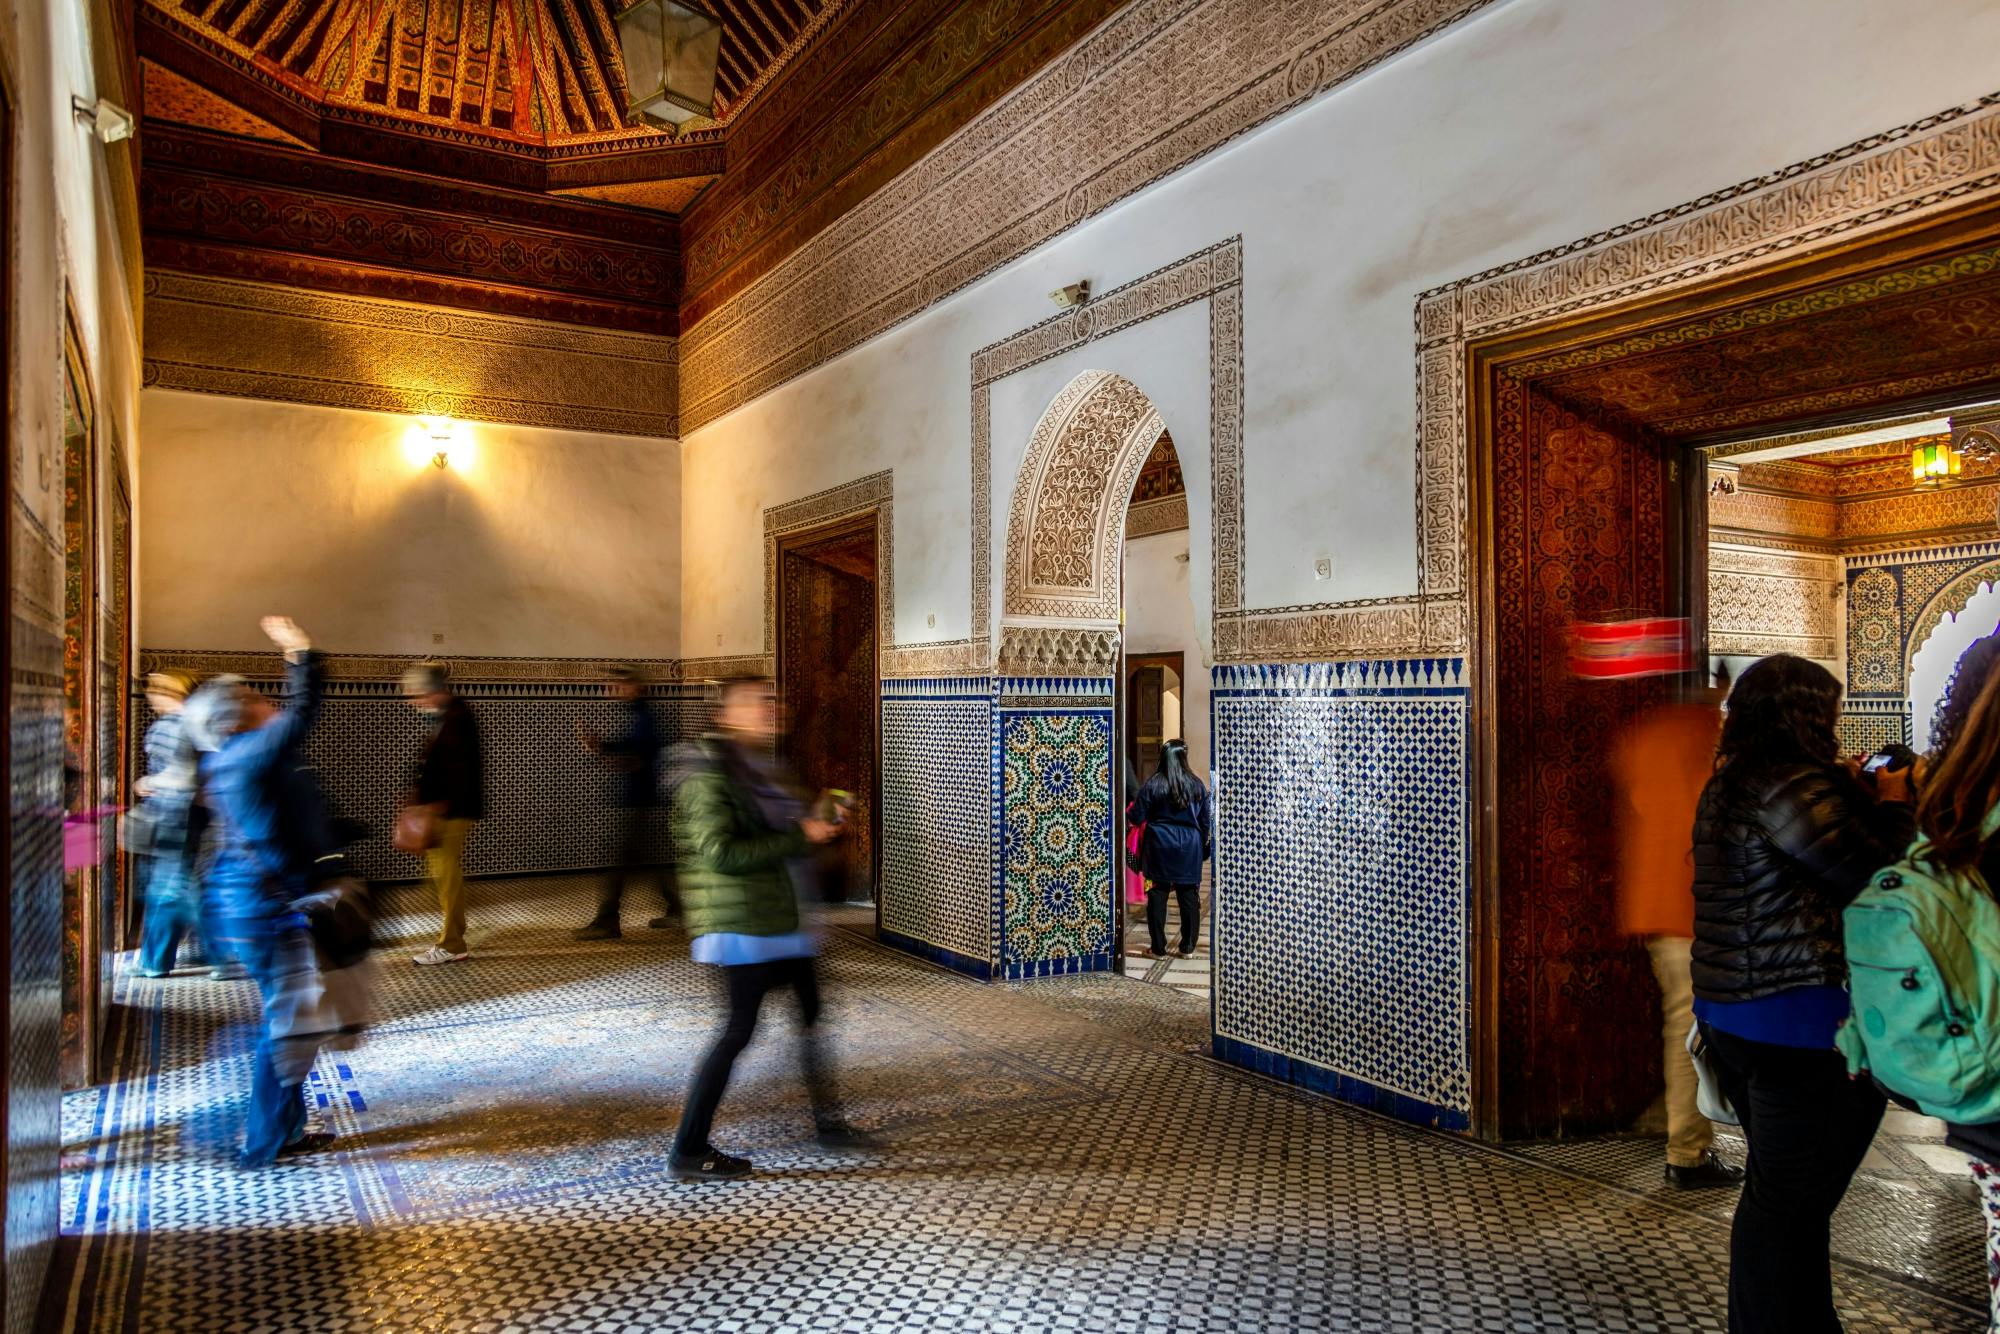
[47,876,1984,1331]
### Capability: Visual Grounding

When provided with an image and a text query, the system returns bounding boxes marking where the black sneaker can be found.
[814,1120,880,1152]
[277,1131,336,1159]
[572,921,621,941]
[669,1147,752,1181]
[1665,1151,1745,1188]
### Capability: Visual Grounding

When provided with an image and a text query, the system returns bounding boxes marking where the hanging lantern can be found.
[614,0,723,132]
[1911,440,1963,483]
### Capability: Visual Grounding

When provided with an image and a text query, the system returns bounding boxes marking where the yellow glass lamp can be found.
[1911,440,1963,482]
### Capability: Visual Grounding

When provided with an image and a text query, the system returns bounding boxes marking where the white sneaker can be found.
[411,946,469,966]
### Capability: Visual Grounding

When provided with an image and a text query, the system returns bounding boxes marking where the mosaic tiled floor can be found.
[1119,876,1212,1005]
[47,875,1986,1331]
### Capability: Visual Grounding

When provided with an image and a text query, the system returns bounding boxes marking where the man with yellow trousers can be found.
[402,662,483,965]
[1611,674,1745,1189]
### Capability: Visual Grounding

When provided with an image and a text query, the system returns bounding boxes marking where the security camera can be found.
[72,96,135,145]
[1049,281,1090,309]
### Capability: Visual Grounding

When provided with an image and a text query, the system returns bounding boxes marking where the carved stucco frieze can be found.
[996,626,1121,676]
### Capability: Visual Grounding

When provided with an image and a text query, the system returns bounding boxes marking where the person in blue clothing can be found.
[1131,740,1213,959]
[182,615,338,1169]
[133,669,214,978]
[573,664,675,940]
[1690,654,1915,1332]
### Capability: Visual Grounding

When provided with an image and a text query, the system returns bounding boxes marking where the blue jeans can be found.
[232,923,322,1165]
[137,847,216,973]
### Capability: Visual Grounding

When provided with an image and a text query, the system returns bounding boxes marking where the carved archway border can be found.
[1002,369,1165,624]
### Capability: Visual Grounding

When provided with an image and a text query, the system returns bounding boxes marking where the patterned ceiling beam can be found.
[678,0,1129,325]
[141,123,680,333]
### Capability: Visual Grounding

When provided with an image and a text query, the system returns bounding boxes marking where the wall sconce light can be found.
[407,415,463,470]
[1049,281,1091,309]
[71,95,135,144]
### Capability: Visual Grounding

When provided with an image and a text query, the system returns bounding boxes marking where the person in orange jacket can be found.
[1610,667,1744,1189]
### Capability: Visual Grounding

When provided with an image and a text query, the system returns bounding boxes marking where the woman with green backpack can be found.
[1868,634,2000,1331]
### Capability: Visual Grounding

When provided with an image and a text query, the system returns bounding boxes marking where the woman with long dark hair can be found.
[1910,636,2000,1331]
[1691,654,1915,1331]
[1132,740,1213,959]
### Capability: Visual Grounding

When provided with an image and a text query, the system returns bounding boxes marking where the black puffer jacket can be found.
[1690,761,1914,1003]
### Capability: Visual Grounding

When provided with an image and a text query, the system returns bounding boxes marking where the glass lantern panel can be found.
[617,2,666,107]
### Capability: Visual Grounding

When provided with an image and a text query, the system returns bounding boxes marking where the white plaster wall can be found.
[1911,581,2000,752]
[139,390,682,658]
[679,0,2000,659]
[1124,528,1209,775]
[9,0,142,570]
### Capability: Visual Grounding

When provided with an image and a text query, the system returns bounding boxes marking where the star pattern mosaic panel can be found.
[45,875,1983,1333]
[131,684,704,882]
[880,688,994,972]
[1212,661,1470,1125]
[999,710,1113,977]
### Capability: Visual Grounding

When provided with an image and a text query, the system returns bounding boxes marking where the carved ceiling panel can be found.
[142,0,835,145]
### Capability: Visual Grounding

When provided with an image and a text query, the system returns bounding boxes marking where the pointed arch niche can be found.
[998,370,1165,671]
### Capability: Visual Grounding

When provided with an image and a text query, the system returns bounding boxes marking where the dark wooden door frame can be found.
[1124,650,1183,774]
[772,510,883,924]
[1465,194,2000,1141]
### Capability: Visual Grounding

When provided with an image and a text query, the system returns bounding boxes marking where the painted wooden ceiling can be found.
[143,0,836,145]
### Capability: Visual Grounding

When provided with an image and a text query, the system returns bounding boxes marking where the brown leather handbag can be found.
[392,805,440,854]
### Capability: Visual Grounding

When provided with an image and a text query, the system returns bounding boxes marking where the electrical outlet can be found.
[1313,557,1333,581]
[926,613,936,629]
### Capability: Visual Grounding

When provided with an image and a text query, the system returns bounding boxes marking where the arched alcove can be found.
[1001,369,1166,643]
[1907,563,2000,751]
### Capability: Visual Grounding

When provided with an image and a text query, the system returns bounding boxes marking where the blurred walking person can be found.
[181,617,338,1167]
[574,664,675,940]
[667,676,868,1181]
[1610,671,1743,1188]
[401,661,483,965]
[132,670,216,978]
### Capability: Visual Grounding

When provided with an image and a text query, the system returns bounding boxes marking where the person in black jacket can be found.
[1691,654,1914,1333]
[402,661,483,965]
[573,664,675,940]
[1131,740,1213,958]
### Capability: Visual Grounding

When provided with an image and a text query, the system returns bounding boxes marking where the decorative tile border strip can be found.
[138,648,684,685]
[678,0,1498,433]
[142,271,680,439]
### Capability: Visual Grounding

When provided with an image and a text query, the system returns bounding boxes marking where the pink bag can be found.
[1124,825,1148,905]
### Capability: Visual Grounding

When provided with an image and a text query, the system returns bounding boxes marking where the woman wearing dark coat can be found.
[1690,654,1915,1332]
[1131,740,1213,958]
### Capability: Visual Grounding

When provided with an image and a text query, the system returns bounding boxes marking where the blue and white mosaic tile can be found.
[880,679,994,976]
[1211,659,1470,1128]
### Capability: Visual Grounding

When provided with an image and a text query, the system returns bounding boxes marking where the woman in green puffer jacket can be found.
[665,676,872,1181]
